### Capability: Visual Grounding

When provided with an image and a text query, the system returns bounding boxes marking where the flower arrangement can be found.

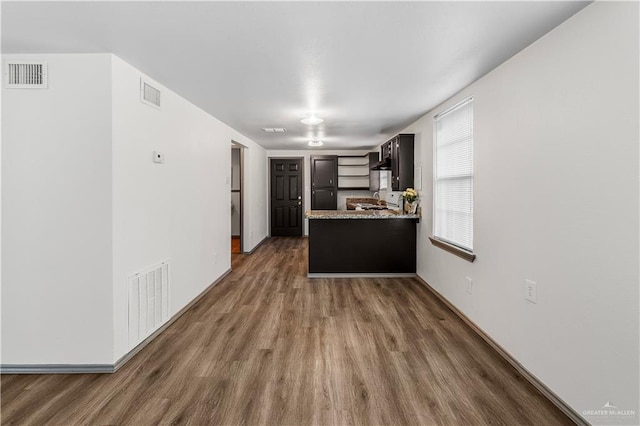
[402,188,418,203]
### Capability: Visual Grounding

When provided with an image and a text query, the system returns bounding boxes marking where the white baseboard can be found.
[243,235,269,254]
[0,364,115,374]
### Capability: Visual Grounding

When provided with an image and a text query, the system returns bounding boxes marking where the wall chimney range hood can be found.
[370,157,391,170]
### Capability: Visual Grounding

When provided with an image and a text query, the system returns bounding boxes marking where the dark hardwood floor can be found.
[1,237,571,425]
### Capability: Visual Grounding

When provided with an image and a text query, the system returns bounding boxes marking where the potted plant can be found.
[402,188,419,214]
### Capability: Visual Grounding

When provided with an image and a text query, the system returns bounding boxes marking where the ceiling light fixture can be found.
[300,116,323,125]
[308,140,323,147]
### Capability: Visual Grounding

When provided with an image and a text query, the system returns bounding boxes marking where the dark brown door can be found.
[270,158,303,236]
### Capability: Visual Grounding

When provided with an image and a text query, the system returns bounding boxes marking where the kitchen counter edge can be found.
[305,210,420,220]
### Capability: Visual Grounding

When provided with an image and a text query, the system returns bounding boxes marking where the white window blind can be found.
[434,97,474,252]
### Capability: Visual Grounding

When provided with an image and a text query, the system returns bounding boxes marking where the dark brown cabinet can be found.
[312,156,337,188]
[308,217,417,274]
[381,140,392,162]
[312,189,337,210]
[311,156,338,210]
[389,134,414,191]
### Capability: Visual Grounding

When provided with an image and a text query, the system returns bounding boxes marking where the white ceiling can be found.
[2,1,589,150]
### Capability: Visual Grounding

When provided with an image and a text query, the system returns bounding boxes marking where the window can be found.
[433,97,474,256]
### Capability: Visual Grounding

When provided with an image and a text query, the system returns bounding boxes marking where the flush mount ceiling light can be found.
[300,116,323,125]
[308,140,323,147]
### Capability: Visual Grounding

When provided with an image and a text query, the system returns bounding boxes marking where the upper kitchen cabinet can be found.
[311,155,338,210]
[390,134,414,191]
[381,140,392,162]
[311,156,337,188]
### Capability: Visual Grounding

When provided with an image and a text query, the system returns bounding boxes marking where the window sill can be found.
[429,237,476,262]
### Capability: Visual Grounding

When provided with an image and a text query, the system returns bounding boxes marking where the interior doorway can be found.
[231,144,243,254]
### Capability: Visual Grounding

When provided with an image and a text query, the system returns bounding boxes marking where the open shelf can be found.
[338,155,369,166]
[338,154,370,189]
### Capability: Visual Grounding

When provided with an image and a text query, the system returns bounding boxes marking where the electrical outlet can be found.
[466,277,473,294]
[525,279,537,303]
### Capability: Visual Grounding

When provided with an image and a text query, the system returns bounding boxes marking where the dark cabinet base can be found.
[308,219,416,275]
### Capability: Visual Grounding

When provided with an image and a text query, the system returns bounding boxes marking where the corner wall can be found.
[406,2,639,420]
[243,141,268,250]
[2,54,114,364]
[111,56,267,360]
[1,52,268,366]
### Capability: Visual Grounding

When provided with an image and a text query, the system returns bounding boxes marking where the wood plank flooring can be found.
[231,236,241,254]
[1,237,572,425]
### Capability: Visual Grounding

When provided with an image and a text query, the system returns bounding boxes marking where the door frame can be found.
[232,142,246,252]
[268,157,304,237]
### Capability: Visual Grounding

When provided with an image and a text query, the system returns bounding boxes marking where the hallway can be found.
[1,238,570,425]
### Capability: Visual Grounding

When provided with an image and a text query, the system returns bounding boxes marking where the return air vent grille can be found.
[262,128,287,133]
[5,61,48,88]
[140,78,161,108]
[128,260,170,348]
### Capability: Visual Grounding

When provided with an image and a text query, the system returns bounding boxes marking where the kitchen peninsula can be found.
[306,209,419,276]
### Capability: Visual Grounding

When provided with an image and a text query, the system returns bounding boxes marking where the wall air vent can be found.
[262,128,287,133]
[128,260,170,348]
[140,78,161,108]
[4,61,48,88]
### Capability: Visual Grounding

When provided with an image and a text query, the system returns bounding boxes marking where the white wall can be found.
[2,53,268,365]
[111,56,267,360]
[243,142,268,250]
[265,149,375,235]
[2,54,114,364]
[406,2,639,421]
[1,5,4,367]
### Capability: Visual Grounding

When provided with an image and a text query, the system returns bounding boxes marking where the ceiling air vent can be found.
[4,61,48,89]
[262,128,287,133]
[140,78,161,109]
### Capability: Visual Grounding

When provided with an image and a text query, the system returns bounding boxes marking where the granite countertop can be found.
[345,197,387,210]
[306,210,420,220]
